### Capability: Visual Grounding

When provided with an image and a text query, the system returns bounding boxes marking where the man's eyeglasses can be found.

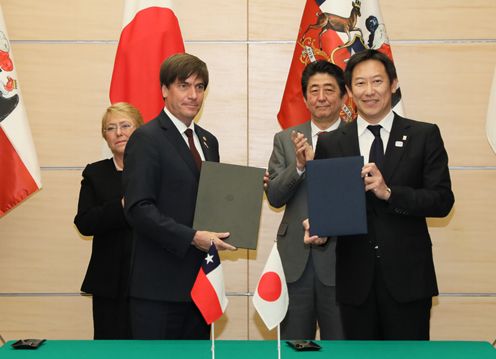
[104,122,134,133]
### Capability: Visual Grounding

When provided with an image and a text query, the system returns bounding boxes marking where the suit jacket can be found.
[74,158,132,298]
[123,111,219,302]
[314,114,454,305]
[266,121,336,286]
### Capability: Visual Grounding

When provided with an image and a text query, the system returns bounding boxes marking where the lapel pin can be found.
[395,141,404,148]
[202,136,209,148]
[402,135,407,140]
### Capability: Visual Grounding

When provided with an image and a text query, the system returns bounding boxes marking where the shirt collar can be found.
[310,119,341,138]
[163,106,196,134]
[356,110,394,136]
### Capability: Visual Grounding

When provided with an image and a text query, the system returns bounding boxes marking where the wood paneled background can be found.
[0,0,495,342]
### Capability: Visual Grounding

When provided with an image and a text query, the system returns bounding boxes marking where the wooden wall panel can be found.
[431,297,496,341]
[3,0,248,41]
[215,296,249,339]
[393,43,496,167]
[2,0,121,40]
[249,0,496,41]
[380,0,496,41]
[0,171,89,293]
[11,43,116,167]
[431,171,496,293]
[248,43,293,169]
[176,1,247,41]
[0,296,92,340]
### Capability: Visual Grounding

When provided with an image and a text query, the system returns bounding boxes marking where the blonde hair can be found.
[101,102,144,138]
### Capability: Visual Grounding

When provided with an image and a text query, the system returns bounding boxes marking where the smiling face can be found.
[103,115,137,157]
[162,74,206,126]
[304,72,345,126]
[347,59,398,124]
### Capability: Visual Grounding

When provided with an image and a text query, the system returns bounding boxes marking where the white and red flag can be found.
[191,244,229,325]
[0,6,41,217]
[253,243,289,330]
[486,65,496,154]
[110,0,185,122]
[278,0,403,129]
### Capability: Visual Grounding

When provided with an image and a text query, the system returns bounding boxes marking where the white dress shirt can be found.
[357,110,394,163]
[164,107,206,161]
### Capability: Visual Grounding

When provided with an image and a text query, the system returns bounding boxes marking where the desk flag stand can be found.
[211,323,216,359]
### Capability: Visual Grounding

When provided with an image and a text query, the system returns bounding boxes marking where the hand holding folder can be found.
[193,162,265,250]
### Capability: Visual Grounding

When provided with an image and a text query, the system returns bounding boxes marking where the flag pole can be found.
[211,322,215,359]
[277,324,281,359]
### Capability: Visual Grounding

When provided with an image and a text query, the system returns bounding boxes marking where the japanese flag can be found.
[252,243,289,330]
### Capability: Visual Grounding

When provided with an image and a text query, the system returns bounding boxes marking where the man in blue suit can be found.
[123,53,235,340]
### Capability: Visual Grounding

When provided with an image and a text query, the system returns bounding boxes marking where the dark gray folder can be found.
[306,156,367,237]
[193,161,265,250]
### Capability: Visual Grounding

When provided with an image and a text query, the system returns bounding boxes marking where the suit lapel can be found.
[158,112,200,175]
[339,121,361,157]
[195,126,214,161]
[382,114,410,182]
[298,122,313,147]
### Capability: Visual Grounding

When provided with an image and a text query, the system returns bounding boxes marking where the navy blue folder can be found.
[306,156,367,237]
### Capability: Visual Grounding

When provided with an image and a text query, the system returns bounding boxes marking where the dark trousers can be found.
[130,297,210,340]
[281,253,344,340]
[340,258,432,340]
[92,295,132,340]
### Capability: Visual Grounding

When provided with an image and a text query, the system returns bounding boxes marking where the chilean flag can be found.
[191,244,229,325]
[278,0,403,129]
[0,6,41,217]
[252,243,289,331]
[109,0,185,122]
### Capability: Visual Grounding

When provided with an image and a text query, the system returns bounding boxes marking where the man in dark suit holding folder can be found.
[298,50,454,340]
[266,60,346,340]
[123,53,235,340]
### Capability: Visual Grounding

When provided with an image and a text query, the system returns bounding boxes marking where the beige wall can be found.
[0,0,495,342]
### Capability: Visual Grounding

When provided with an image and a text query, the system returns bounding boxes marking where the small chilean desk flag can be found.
[110,0,185,122]
[191,244,229,325]
[253,243,289,330]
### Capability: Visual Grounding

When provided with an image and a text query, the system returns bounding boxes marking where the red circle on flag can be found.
[257,271,282,302]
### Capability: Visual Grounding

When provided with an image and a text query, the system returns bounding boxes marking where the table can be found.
[0,340,495,358]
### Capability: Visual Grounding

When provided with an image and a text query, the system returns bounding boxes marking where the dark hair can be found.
[160,53,209,89]
[301,60,346,99]
[344,49,397,88]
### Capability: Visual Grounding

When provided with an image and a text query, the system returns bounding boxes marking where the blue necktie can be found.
[367,125,384,169]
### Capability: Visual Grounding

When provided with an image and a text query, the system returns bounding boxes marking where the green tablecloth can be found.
[0,340,495,359]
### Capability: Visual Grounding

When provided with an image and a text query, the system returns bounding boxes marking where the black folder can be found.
[306,156,367,237]
[193,161,265,249]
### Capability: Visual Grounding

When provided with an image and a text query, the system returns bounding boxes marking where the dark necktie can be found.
[184,128,202,170]
[316,131,327,144]
[367,125,384,169]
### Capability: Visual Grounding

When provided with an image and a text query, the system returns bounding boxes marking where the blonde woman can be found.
[74,103,143,339]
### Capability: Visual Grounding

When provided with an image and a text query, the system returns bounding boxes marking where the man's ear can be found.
[161,84,168,99]
[391,79,399,94]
